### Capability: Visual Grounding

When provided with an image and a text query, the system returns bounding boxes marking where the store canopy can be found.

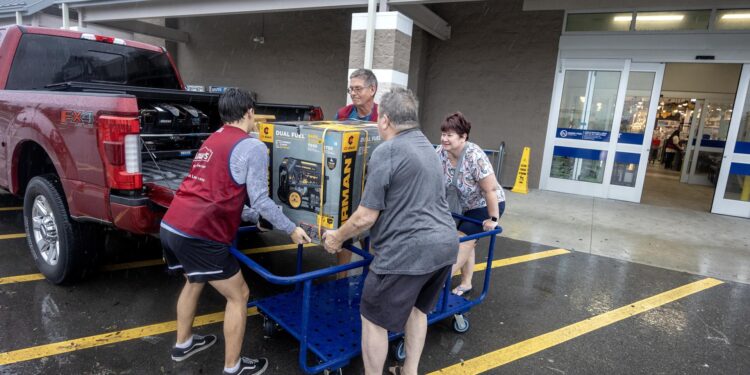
[0,0,56,18]
[62,0,486,41]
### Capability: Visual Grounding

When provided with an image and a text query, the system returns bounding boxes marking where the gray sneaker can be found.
[223,357,269,375]
[170,334,217,362]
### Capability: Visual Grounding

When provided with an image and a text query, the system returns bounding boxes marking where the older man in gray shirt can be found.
[323,88,458,375]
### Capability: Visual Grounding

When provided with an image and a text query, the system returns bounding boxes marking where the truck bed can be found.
[142,158,192,191]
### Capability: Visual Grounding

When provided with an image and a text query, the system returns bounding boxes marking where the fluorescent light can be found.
[637,14,685,22]
[613,16,633,22]
[722,13,750,20]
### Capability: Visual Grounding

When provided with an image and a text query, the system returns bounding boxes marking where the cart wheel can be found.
[392,339,406,361]
[323,368,343,375]
[262,317,276,338]
[453,314,470,333]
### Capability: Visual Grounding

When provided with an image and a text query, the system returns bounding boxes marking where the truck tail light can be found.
[309,107,324,121]
[81,33,126,45]
[97,115,142,190]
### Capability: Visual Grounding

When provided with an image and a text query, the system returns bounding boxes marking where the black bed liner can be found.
[141,159,192,191]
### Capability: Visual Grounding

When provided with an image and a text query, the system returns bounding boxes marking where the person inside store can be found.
[436,112,506,296]
[336,68,379,121]
[334,68,379,277]
[649,134,661,164]
[322,88,458,375]
[160,88,311,375]
[663,128,684,170]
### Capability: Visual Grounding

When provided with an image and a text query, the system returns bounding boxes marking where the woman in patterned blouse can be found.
[436,112,506,296]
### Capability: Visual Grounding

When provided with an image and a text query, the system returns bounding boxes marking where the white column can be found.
[61,3,70,29]
[364,0,377,69]
[78,9,85,29]
[15,11,22,25]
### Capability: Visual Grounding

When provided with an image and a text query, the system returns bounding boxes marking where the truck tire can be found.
[23,174,102,284]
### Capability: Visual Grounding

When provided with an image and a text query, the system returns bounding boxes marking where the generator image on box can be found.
[277,158,327,212]
[259,121,381,243]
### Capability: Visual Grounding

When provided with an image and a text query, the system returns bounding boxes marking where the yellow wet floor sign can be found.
[512,147,530,194]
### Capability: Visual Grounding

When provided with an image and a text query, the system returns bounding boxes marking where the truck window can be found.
[6,33,181,90]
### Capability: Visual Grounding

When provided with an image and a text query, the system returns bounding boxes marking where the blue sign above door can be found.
[557,128,611,142]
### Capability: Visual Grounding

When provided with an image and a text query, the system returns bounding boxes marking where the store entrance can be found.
[641,63,742,211]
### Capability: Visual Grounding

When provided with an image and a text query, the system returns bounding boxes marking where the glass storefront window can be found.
[557,70,621,137]
[736,82,750,146]
[587,72,621,131]
[723,167,750,202]
[565,12,633,32]
[550,147,607,183]
[557,70,588,130]
[611,152,641,187]
[619,72,656,140]
[551,156,606,183]
[611,162,639,187]
[715,9,750,31]
[635,10,710,31]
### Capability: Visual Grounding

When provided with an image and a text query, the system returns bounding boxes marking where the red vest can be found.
[336,103,378,121]
[163,126,249,244]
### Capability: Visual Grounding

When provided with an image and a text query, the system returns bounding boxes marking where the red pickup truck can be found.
[0,26,323,284]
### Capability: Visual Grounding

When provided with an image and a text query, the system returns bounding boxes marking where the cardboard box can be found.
[258,121,382,243]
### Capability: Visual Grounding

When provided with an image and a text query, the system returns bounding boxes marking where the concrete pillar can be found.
[348,12,413,103]
[61,3,70,29]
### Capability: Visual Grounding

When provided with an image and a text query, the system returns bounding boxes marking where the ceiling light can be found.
[722,13,750,20]
[637,14,685,22]
[614,16,633,22]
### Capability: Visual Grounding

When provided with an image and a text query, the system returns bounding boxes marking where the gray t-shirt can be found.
[360,128,459,275]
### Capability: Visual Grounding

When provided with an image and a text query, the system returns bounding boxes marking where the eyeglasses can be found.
[347,86,371,94]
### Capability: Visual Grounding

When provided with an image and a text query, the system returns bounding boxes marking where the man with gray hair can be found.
[336,68,379,121]
[334,68,379,277]
[323,88,458,375]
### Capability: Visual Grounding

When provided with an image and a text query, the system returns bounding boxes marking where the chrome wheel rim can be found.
[31,196,60,266]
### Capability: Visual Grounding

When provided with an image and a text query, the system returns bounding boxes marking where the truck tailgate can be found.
[142,159,193,208]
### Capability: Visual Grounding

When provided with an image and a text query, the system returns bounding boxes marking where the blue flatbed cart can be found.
[231,215,501,374]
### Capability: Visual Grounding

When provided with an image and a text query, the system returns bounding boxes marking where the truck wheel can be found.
[23,175,102,284]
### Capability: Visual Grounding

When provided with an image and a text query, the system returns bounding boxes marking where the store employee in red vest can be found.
[160,88,310,375]
[336,68,379,122]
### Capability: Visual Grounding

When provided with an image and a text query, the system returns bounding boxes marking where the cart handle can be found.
[231,243,373,285]
[452,213,502,242]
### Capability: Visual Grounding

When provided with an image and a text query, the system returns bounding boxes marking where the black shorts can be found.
[160,227,240,283]
[360,266,452,333]
[457,201,506,236]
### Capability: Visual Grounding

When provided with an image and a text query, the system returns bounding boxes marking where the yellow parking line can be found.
[0,206,22,212]
[0,308,258,366]
[429,277,724,375]
[473,249,569,272]
[0,233,25,240]
[0,273,46,284]
[453,248,569,276]
[0,243,316,285]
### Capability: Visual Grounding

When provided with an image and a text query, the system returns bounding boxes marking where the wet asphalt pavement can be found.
[1,191,749,375]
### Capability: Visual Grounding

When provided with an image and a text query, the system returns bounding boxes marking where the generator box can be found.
[258,121,382,243]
